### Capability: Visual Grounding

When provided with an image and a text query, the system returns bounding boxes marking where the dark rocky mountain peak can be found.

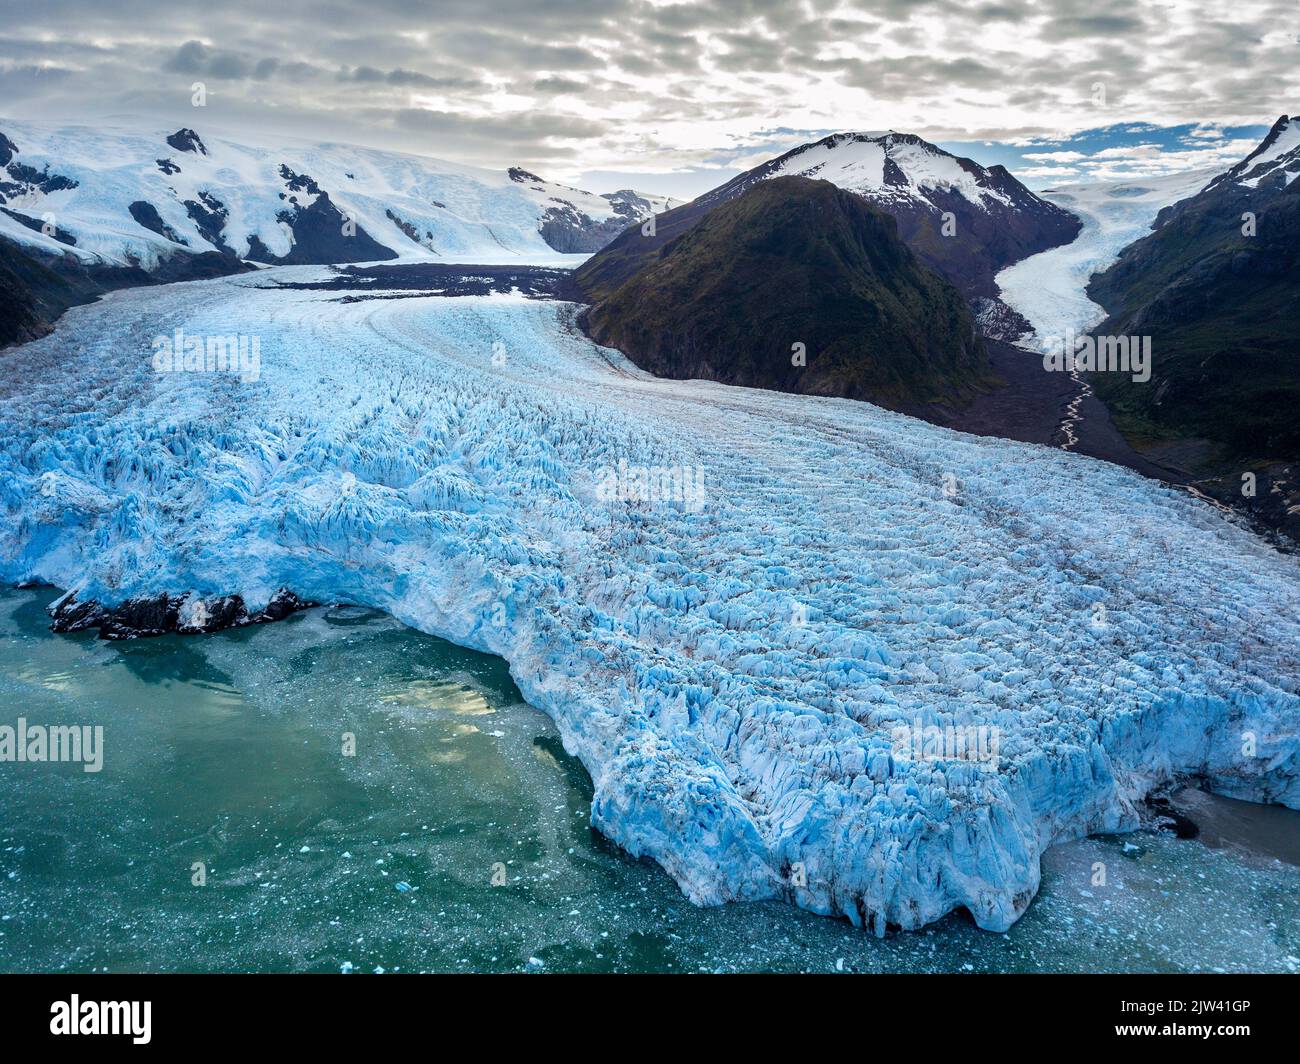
[166,128,207,155]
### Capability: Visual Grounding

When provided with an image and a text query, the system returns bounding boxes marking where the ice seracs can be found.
[0,269,1297,934]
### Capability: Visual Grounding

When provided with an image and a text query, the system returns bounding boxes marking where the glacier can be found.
[995,169,1219,352]
[1,268,1298,933]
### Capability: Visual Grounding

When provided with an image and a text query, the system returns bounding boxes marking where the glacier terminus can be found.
[0,267,1297,934]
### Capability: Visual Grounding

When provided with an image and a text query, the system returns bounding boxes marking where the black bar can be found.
[0,973,1290,1049]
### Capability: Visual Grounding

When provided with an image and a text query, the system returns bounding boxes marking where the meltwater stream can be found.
[1,588,1296,974]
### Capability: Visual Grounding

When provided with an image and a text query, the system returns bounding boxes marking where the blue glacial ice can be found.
[1,269,1297,932]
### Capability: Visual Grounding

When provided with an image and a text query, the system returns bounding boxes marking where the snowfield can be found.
[1,270,1298,932]
[0,118,679,267]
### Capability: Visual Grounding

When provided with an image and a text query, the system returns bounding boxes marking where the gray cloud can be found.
[532,76,590,95]
[163,40,252,79]
[0,0,1291,186]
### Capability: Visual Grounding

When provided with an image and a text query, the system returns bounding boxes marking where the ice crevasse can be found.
[1,269,1297,933]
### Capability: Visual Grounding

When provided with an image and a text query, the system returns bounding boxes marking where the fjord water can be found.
[1,587,1296,974]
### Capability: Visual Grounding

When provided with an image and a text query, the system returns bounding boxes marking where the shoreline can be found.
[1164,787,1300,867]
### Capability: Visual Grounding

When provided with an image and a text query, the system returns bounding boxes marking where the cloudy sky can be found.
[0,0,1294,195]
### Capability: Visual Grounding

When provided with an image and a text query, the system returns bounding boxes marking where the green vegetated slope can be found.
[580,176,991,411]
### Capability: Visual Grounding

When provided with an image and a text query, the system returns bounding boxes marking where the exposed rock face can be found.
[971,296,1033,342]
[244,166,397,265]
[128,200,187,246]
[165,127,207,155]
[0,141,78,205]
[1,207,77,246]
[538,205,630,253]
[580,176,991,410]
[183,190,235,254]
[539,188,669,253]
[0,237,74,345]
[385,208,430,250]
[1086,114,1300,541]
[48,588,314,640]
[509,163,678,252]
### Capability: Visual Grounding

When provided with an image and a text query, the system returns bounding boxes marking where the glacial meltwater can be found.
[0,587,1296,974]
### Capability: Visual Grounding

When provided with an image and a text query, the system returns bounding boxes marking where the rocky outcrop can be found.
[538,189,667,253]
[165,127,207,155]
[128,201,187,246]
[48,588,315,640]
[243,166,397,265]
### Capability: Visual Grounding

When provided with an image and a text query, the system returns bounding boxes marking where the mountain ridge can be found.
[0,117,679,344]
[0,117,681,272]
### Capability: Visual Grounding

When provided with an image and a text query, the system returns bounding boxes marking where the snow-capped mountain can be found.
[577,130,1081,331]
[702,130,1023,213]
[696,131,1082,304]
[580,176,991,410]
[1201,113,1300,193]
[0,119,679,269]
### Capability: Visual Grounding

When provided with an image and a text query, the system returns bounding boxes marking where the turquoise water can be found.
[0,587,1296,973]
